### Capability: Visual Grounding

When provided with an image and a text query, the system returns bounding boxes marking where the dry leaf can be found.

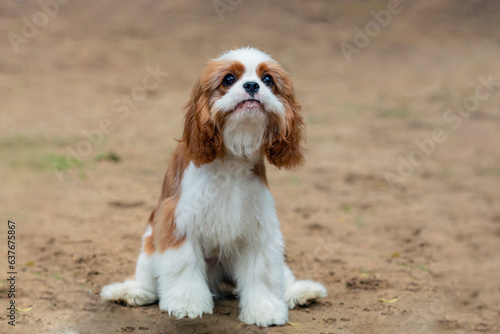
[16,306,33,312]
[379,297,399,304]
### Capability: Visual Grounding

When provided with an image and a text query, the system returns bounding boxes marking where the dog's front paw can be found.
[239,297,288,327]
[159,291,213,319]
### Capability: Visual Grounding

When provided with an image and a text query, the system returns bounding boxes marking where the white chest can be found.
[175,159,274,255]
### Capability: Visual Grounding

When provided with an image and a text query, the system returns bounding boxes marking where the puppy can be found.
[101,47,327,327]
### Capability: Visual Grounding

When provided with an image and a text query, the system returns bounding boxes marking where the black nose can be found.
[243,81,260,96]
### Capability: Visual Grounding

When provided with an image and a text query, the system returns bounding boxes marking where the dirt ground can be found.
[1,1,499,333]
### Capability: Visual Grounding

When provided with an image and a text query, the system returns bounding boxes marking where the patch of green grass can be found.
[0,135,38,147]
[35,154,83,171]
[11,82,26,93]
[143,45,157,58]
[288,175,301,187]
[304,115,325,125]
[398,263,429,271]
[0,135,77,148]
[94,151,121,163]
[7,152,83,173]
[379,106,413,119]
[477,167,500,177]
[358,267,374,275]
[50,273,63,280]
[325,135,342,142]
[341,205,351,213]
[414,264,429,271]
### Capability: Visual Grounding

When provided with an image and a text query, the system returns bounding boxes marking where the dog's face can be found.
[211,49,287,120]
[182,48,304,169]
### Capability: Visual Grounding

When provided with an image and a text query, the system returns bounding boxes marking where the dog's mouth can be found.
[236,99,263,109]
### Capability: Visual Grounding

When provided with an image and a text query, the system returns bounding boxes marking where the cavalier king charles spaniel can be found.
[101,47,327,327]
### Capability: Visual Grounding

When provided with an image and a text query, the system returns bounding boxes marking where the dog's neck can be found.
[221,108,267,161]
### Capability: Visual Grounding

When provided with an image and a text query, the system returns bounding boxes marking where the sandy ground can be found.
[1,1,500,333]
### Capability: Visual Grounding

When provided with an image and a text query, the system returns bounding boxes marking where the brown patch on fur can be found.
[143,235,155,255]
[181,79,223,167]
[258,61,305,169]
[160,142,191,200]
[144,144,192,253]
[148,209,155,223]
[201,59,245,92]
[153,196,185,251]
[182,60,245,167]
[251,159,268,187]
[143,216,155,255]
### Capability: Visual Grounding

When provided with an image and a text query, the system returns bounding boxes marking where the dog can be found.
[101,47,327,327]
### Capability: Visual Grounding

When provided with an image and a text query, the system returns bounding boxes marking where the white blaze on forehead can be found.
[215,47,275,79]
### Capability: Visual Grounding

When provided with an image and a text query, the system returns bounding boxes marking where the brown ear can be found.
[182,79,223,167]
[264,95,305,169]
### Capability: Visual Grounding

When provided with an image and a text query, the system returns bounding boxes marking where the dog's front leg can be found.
[234,235,288,327]
[155,239,213,319]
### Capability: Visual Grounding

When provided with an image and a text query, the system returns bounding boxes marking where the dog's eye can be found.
[222,74,237,87]
[262,74,274,88]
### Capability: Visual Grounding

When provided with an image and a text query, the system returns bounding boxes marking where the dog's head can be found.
[182,47,304,169]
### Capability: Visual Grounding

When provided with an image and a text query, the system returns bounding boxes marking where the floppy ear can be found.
[182,79,223,167]
[264,93,305,169]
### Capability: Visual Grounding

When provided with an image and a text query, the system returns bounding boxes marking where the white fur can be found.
[154,239,214,318]
[176,157,271,255]
[215,47,273,63]
[222,107,266,162]
[171,157,291,326]
[101,47,327,327]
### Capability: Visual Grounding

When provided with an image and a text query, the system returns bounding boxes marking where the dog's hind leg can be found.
[101,224,158,306]
[283,264,327,309]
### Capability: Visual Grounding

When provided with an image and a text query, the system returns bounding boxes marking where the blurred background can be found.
[1,1,499,333]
